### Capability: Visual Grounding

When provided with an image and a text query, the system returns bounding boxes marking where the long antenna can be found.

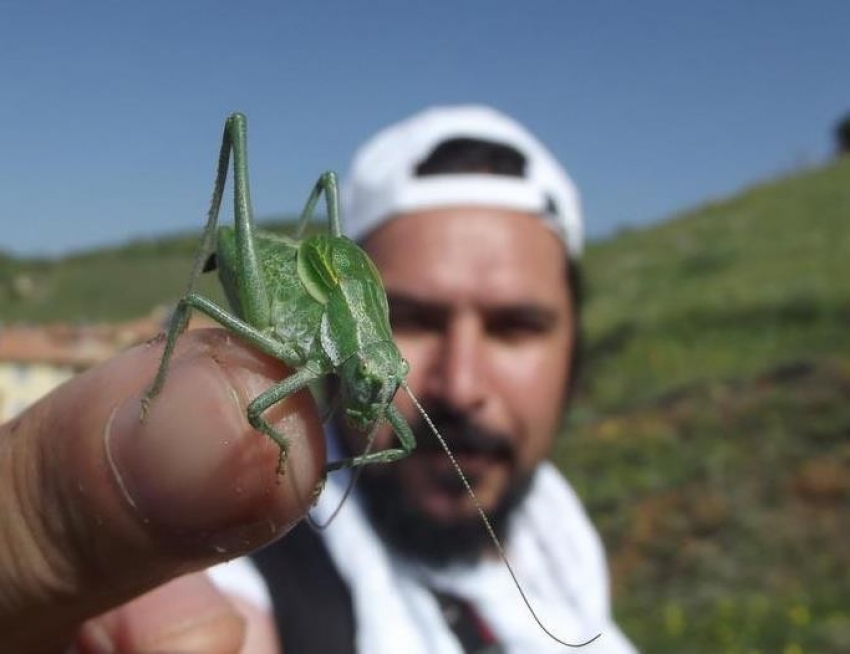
[307,422,379,530]
[401,381,601,649]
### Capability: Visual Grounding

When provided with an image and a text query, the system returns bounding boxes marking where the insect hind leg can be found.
[184,115,240,294]
[141,115,243,419]
[140,295,193,417]
[295,171,342,239]
[325,404,416,472]
[141,292,298,421]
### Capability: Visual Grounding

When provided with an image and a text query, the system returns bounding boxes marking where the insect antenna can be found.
[306,421,380,530]
[401,381,601,649]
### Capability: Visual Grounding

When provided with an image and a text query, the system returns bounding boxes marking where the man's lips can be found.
[403,450,512,521]
[408,406,515,464]
[411,435,514,465]
[452,451,499,478]
[412,450,503,491]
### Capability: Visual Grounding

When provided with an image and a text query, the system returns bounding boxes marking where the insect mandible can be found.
[141,112,599,649]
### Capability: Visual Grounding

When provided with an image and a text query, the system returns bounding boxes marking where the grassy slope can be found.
[0,218,309,323]
[578,157,850,410]
[1,159,848,651]
[558,157,850,653]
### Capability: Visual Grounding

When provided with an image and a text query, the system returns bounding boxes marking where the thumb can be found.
[0,329,324,653]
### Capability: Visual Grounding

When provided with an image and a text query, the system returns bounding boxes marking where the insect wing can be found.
[297,235,339,304]
[330,238,391,321]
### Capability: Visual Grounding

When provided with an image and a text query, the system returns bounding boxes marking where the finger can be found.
[0,329,323,653]
[74,573,249,654]
[230,594,281,654]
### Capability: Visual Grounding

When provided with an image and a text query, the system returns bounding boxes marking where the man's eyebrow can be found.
[487,304,559,323]
[386,291,443,308]
[386,292,451,318]
[484,304,561,334]
[386,292,560,326]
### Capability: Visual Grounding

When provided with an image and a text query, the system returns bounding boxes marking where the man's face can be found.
[340,207,575,563]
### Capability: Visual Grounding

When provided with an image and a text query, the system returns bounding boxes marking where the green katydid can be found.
[141,112,414,474]
[141,112,599,648]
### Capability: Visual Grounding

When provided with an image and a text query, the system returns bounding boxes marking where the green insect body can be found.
[142,112,415,473]
[142,112,598,648]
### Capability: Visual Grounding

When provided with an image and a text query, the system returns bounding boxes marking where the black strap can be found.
[251,521,356,654]
[433,590,507,654]
[253,522,506,653]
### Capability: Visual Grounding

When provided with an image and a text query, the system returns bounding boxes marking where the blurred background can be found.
[1,2,849,651]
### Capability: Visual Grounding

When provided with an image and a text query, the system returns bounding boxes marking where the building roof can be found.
[0,309,215,368]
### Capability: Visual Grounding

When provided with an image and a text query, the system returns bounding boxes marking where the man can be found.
[251,105,637,653]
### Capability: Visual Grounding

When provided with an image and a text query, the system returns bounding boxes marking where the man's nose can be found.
[427,315,488,413]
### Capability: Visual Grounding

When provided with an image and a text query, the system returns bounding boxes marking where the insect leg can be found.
[245,365,325,474]
[181,114,234,296]
[295,171,342,239]
[226,113,271,328]
[143,113,270,419]
[325,404,416,471]
[143,115,235,412]
[142,292,297,415]
[141,292,193,415]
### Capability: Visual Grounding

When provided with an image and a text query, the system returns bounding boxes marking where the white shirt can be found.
[209,461,638,654]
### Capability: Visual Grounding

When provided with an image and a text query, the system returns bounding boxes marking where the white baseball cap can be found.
[341,104,584,257]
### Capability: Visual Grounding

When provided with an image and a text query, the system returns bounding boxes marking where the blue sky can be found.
[2,1,848,257]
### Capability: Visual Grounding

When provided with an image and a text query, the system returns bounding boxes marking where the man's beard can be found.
[350,404,534,568]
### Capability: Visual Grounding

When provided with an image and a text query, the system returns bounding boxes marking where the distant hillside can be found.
[561,158,850,653]
[0,217,301,323]
[578,157,850,409]
[1,158,848,652]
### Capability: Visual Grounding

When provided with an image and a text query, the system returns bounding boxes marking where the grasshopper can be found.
[142,112,415,474]
[142,112,598,649]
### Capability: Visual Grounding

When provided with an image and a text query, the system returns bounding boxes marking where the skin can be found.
[0,329,324,653]
[352,206,575,525]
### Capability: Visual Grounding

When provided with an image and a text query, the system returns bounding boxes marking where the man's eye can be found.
[391,310,444,333]
[388,299,447,333]
[486,311,555,340]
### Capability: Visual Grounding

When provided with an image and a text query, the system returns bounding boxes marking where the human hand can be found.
[0,329,325,653]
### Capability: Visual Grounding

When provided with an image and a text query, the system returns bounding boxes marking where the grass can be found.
[577,158,850,410]
[0,217,303,323]
[557,157,850,653]
[557,360,850,653]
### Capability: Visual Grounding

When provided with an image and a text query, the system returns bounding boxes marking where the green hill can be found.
[2,158,849,652]
[0,217,304,323]
[561,158,850,653]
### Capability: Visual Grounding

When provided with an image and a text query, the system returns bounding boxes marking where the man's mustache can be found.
[408,403,515,462]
